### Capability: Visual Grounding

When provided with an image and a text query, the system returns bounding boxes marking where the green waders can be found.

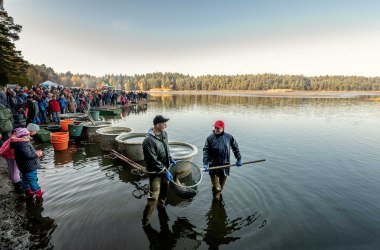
[210,174,227,201]
[142,174,169,226]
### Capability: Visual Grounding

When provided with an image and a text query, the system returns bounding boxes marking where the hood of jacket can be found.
[142,127,171,174]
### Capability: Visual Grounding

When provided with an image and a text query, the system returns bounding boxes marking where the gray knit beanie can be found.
[26,123,40,132]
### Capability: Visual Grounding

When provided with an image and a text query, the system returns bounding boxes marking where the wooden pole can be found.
[110,150,147,173]
[208,159,266,170]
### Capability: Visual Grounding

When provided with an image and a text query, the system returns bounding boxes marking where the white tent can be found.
[40,80,58,89]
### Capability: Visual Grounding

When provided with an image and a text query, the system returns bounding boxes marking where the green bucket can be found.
[68,123,84,137]
[90,111,100,121]
[34,129,51,142]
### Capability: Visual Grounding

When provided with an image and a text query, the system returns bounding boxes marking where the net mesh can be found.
[168,160,203,199]
[169,160,203,188]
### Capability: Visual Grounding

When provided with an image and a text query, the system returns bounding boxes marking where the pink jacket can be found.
[0,135,28,159]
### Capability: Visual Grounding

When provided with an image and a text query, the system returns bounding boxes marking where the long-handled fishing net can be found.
[168,159,266,199]
[111,148,266,199]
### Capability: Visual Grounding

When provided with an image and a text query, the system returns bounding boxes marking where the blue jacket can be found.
[10,140,40,174]
[59,98,67,109]
[39,99,47,111]
[203,131,241,176]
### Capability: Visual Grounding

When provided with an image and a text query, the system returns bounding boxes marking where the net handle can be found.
[207,159,266,170]
[169,160,204,188]
[168,159,266,188]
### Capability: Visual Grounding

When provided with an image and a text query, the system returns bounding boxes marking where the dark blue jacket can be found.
[59,98,67,109]
[142,129,171,174]
[10,140,39,174]
[39,99,47,111]
[203,131,241,176]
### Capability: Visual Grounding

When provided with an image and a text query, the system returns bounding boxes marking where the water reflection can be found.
[109,160,150,198]
[121,103,148,119]
[143,208,201,250]
[25,201,57,249]
[113,159,146,180]
[31,93,380,249]
[53,148,74,166]
[204,197,240,249]
[153,94,370,116]
[130,181,149,199]
[82,143,101,158]
[204,196,263,249]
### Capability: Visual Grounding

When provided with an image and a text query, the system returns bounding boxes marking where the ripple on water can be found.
[31,96,380,249]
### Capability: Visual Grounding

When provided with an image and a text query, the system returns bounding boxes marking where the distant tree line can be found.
[22,67,380,91]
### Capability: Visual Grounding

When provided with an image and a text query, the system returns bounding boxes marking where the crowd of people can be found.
[0,83,148,202]
[0,84,148,129]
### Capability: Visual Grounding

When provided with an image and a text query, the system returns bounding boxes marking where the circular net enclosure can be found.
[168,160,203,199]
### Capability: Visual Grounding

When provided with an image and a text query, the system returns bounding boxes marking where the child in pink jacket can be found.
[0,132,23,194]
[0,124,42,197]
[10,127,43,199]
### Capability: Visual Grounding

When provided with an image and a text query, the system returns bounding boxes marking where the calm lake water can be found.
[27,94,380,249]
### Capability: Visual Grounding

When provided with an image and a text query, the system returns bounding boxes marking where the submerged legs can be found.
[210,174,228,201]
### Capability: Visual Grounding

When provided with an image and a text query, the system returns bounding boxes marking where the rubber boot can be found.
[142,205,154,227]
[214,191,221,201]
[25,188,35,199]
[142,197,157,227]
[34,189,44,200]
[220,176,227,190]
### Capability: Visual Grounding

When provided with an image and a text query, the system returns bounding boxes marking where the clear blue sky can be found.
[5,0,380,76]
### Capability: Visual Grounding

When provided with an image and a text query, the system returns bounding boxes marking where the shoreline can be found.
[147,90,380,98]
[0,158,30,249]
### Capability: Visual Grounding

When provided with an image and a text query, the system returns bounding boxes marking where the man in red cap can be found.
[203,120,242,201]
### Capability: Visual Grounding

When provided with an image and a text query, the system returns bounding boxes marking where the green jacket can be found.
[142,128,171,174]
[0,104,13,133]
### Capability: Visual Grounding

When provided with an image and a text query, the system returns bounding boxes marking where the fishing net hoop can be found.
[169,160,204,188]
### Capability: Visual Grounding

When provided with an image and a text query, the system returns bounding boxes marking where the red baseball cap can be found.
[213,120,224,129]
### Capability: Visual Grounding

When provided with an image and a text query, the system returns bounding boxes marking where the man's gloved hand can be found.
[165,171,173,181]
[203,164,209,172]
[170,159,176,166]
[236,159,242,167]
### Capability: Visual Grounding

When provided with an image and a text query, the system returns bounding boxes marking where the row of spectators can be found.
[0,84,148,127]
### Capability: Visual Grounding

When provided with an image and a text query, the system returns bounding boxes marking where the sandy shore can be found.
[0,158,30,249]
[148,90,380,98]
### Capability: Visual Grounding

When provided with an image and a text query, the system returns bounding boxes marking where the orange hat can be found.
[213,120,224,129]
